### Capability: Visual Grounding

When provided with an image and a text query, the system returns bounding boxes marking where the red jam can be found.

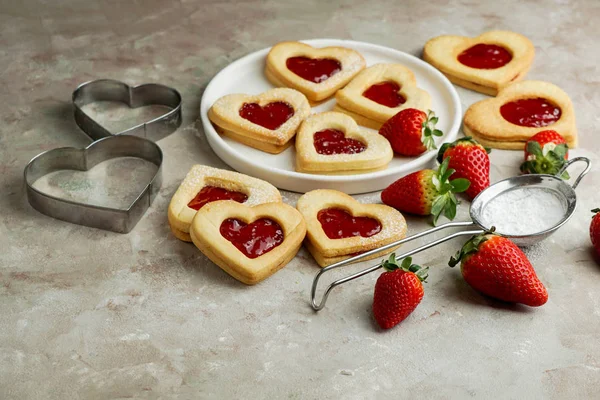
[187,186,248,211]
[313,129,367,155]
[362,81,405,108]
[239,102,294,130]
[457,44,512,69]
[220,218,284,259]
[317,208,381,239]
[500,98,562,127]
[286,56,341,83]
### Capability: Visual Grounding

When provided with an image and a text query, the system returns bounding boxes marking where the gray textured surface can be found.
[1,1,600,399]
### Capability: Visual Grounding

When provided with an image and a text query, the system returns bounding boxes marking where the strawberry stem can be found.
[421,110,443,151]
[448,228,495,267]
[520,142,570,179]
[430,157,471,225]
[436,136,490,163]
[382,254,429,282]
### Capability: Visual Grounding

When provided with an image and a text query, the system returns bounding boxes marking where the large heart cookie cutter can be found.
[73,79,182,141]
[24,135,163,233]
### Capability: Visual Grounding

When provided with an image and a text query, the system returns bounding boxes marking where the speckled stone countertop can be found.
[1,1,600,399]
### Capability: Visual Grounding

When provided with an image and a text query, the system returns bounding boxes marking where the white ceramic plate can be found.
[200,39,461,194]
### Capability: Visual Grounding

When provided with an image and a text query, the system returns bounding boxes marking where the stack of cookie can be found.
[423,30,577,149]
[207,41,436,174]
[168,166,410,284]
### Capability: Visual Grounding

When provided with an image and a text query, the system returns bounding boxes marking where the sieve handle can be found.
[556,157,591,189]
[310,220,480,311]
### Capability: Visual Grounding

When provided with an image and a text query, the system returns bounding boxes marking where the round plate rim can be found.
[200,38,461,192]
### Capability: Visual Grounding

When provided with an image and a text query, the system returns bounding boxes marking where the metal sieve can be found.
[311,157,591,311]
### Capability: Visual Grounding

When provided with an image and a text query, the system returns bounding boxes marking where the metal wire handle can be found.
[556,156,591,189]
[310,220,483,311]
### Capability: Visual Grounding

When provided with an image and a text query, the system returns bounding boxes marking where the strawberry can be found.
[590,208,600,257]
[381,157,470,224]
[520,130,569,179]
[379,109,443,156]
[449,233,548,306]
[373,255,428,329]
[437,136,491,200]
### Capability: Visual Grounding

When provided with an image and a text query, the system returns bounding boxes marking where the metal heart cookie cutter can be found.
[73,79,182,141]
[24,79,181,233]
[311,157,591,311]
[25,135,163,233]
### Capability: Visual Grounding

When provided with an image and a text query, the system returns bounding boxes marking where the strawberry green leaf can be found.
[526,141,544,157]
[520,146,570,179]
[448,233,490,267]
[551,144,568,159]
[444,198,457,220]
[381,254,428,282]
[441,167,455,184]
[592,208,600,214]
[436,142,452,163]
[382,253,400,271]
[415,267,429,282]
[421,110,441,151]
[450,178,470,193]
[439,157,449,177]
[431,195,446,221]
[429,158,470,225]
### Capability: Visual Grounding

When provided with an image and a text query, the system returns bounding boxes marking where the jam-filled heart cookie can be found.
[463,80,577,149]
[265,41,366,102]
[295,112,393,175]
[190,201,306,284]
[208,88,311,154]
[296,189,407,267]
[334,63,431,130]
[423,31,534,96]
[168,165,281,242]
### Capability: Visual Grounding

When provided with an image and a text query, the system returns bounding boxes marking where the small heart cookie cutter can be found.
[73,79,182,141]
[25,135,163,233]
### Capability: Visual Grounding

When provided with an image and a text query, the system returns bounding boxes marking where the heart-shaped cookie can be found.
[296,189,407,267]
[168,165,282,242]
[73,79,182,142]
[423,31,534,96]
[463,80,577,149]
[190,201,306,284]
[265,41,366,102]
[24,135,162,233]
[295,112,393,174]
[208,87,311,154]
[334,64,431,130]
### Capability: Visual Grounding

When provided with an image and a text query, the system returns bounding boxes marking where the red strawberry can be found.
[437,136,490,200]
[591,208,600,257]
[379,109,443,156]
[373,255,428,329]
[449,233,548,306]
[520,130,569,178]
[381,157,470,224]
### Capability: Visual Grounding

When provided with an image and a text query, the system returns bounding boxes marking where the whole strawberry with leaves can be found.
[591,208,600,257]
[437,136,491,200]
[520,130,569,179]
[379,109,443,156]
[381,157,470,224]
[449,232,548,306]
[373,255,428,329]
